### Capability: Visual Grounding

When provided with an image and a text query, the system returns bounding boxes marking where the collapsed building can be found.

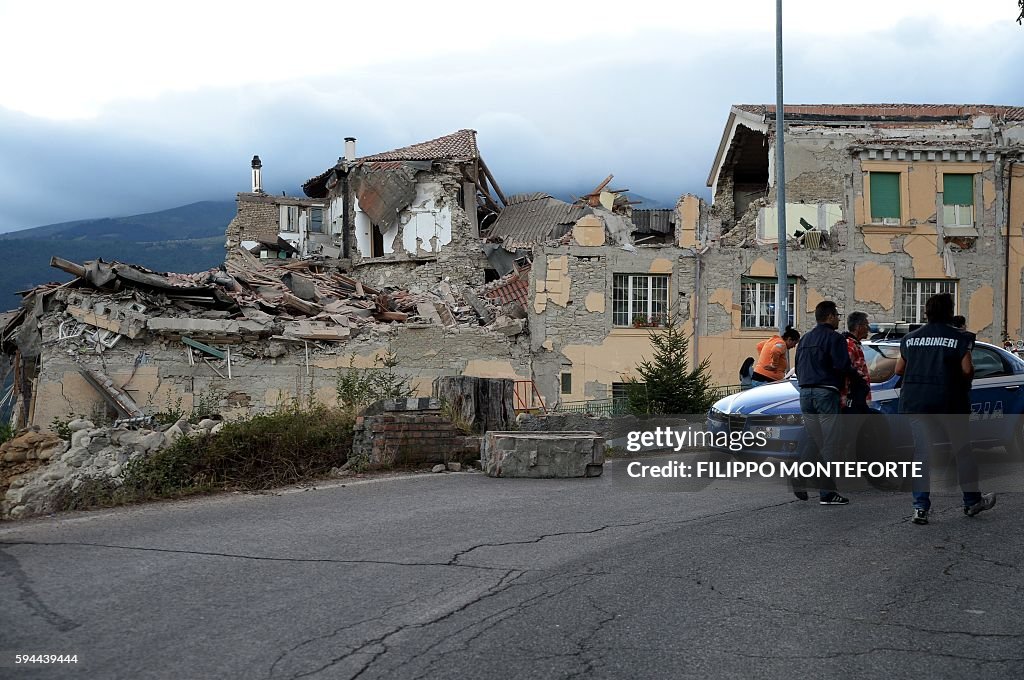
[3,109,1024,432]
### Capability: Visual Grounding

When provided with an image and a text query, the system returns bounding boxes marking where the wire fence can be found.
[553,384,746,416]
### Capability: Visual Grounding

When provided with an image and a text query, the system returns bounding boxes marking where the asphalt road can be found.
[1,458,1022,680]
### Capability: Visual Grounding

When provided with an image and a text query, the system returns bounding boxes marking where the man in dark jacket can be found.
[793,300,859,505]
[896,292,996,525]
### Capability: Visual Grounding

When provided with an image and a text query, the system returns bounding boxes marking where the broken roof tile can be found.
[485,194,585,250]
[735,103,1024,123]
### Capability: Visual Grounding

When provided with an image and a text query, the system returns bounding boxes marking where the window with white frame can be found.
[901,279,958,323]
[280,205,299,233]
[740,277,795,329]
[942,174,974,227]
[612,274,669,326]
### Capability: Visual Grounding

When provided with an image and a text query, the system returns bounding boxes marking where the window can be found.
[309,207,325,234]
[869,172,901,224]
[280,205,299,233]
[901,279,957,323]
[560,372,572,394]
[740,278,795,329]
[612,274,669,326]
[971,347,1009,379]
[942,174,974,227]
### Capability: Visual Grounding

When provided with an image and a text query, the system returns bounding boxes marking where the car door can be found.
[969,345,1023,445]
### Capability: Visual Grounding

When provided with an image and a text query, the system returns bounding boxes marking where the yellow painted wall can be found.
[863,234,895,254]
[678,195,700,248]
[967,285,995,337]
[854,262,895,310]
[572,214,605,246]
[902,234,945,278]
[1007,165,1024,339]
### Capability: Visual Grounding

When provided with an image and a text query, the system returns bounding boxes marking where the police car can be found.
[705,328,1024,462]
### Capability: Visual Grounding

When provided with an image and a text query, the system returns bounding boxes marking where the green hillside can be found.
[0,201,235,307]
[0,237,228,306]
[0,201,236,242]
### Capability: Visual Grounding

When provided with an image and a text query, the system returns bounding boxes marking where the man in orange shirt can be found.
[751,326,801,387]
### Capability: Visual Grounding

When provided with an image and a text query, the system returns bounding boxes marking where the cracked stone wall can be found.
[698,248,852,387]
[529,244,697,407]
[346,164,486,291]
[29,319,530,431]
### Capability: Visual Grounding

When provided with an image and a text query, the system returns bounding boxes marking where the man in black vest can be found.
[794,300,859,504]
[895,292,996,525]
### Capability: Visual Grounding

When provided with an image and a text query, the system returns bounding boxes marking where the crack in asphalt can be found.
[267,588,447,680]
[0,545,80,632]
[562,597,618,680]
[728,647,1024,664]
[280,569,530,680]
[0,540,508,572]
[445,498,800,567]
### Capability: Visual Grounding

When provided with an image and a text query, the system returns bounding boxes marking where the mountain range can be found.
[0,201,236,308]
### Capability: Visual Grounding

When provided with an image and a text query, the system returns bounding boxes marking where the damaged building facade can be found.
[4,110,1024,431]
[695,104,1024,385]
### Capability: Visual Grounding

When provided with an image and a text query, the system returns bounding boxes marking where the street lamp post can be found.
[775,0,789,337]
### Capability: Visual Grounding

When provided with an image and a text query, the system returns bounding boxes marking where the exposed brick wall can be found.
[352,407,480,468]
[225,194,279,250]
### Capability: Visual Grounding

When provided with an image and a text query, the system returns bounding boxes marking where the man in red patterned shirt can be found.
[841,311,872,413]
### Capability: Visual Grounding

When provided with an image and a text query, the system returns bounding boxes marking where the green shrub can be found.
[336,351,414,414]
[123,404,354,496]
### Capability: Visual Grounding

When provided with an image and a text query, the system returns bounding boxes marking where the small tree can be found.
[625,315,717,415]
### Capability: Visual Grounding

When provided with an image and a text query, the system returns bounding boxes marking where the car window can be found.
[863,344,898,383]
[972,347,1009,379]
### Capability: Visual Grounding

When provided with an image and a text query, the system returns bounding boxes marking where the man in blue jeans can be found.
[793,300,858,504]
[895,292,996,525]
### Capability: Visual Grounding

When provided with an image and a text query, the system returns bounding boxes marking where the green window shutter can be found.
[869,172,901,219]
[943,174,973,206]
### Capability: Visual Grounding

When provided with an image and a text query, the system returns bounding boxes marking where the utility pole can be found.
[775,0,789,337]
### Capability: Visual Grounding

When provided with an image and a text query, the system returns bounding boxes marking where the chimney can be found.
[251,155,263,193]
[344,137,357,162]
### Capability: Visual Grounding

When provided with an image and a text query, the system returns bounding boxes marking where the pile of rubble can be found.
[29,248,526,351]
[1,417,223,519]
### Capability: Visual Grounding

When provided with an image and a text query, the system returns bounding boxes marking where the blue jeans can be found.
[908,415,981,510]
[799,387,841,498]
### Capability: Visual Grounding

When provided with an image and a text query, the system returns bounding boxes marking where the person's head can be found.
[952,315,966,330]
[924,293,955,324]
[847,311,870,340]
[814,300,840,328]
[782,325,800,348]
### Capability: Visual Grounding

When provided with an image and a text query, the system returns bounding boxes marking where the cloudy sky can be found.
[0,0,1021,233]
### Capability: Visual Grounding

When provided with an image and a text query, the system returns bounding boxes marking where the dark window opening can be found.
[485,268,500,283]
[561,372,572,394]
[729,126,769,219]
[371,223,385,257]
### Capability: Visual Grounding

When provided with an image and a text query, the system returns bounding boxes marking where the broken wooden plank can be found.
[50,256,87,278]
[281,291,323,316]
[78,367,145,418]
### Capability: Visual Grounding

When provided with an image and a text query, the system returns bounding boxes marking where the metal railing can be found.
[553,398,632,416]
[554,385,746,416]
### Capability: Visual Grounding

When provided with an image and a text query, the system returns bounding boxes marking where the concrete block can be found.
[482,431,604,478]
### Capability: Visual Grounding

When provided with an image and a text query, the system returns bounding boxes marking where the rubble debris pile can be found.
[1,417,225,520]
